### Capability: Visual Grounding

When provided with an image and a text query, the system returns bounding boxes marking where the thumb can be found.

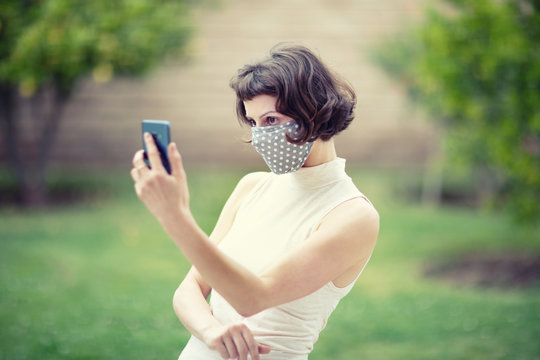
[168,142,184,180]
[258,344,271,354]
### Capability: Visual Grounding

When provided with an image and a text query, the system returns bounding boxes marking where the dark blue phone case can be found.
[142,120,171,174]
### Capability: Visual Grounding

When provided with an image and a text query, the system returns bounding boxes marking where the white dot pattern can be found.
[251,121,313,175]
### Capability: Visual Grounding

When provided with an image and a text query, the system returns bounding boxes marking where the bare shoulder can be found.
[319,196,380,244]
[221,171,268,214]
[233,171,268,199]
[237,171,268,188]
[319,197,379,286]
[208,171,268,244]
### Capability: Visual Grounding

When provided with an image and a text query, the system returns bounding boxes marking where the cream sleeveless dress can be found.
[178,158,372,360]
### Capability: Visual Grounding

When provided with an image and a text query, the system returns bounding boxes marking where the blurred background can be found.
[1,0,539,359]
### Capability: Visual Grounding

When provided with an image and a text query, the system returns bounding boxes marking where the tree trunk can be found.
[0,83,67,207]
[0,84,25,203]
[422,126,445,207]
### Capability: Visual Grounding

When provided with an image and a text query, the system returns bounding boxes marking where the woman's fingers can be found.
[258,344,271,354]
[143,132,165,173]
[131,150,149,186]
[226,323,263,360]
[130,168,139,182]
[231,330,249,360]
[222,335,238,359]
[241,326,261,360]
[214,341,229,360]
[132,150,146,169]
[168,142,185,181]
[208,323,270,360]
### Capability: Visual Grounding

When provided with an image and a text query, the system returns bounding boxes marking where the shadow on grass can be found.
[0,170,129,209]
[423,252,540,290]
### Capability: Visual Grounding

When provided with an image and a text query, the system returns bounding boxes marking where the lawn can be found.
[1,166,539,359]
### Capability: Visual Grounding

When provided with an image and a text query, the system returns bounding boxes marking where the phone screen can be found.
[142,120,171,174]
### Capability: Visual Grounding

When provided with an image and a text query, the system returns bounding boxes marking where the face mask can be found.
[251,121,313,175]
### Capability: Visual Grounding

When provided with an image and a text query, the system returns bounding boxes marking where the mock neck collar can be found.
[273,157,348,189]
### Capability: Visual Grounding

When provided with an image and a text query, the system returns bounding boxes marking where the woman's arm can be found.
[173,267,216,343]
[166,196,378,317]
[132,135,378,317]
[173,267,270,359]
[167,164,269,359]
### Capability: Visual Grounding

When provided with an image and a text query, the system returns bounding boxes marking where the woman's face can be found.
[243,95,294,127]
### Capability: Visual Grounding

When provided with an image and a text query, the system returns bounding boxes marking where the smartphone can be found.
[142,120,171,174]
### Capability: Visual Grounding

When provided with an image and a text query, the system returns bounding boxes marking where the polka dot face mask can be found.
[251,121,314,175]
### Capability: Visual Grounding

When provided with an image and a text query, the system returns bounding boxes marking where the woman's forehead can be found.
[243,95,279,117]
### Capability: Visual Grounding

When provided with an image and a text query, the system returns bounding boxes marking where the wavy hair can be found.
[229,43,356,144]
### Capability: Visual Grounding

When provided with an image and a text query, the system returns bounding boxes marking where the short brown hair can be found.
[229,43,356,144]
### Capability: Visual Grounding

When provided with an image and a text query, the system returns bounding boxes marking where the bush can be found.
[372,0,540,224]
[0,0,194,205]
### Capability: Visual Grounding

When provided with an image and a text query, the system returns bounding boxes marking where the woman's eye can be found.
[267,117,278,125]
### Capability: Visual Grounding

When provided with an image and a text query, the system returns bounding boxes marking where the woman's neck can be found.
[303,138,337,167]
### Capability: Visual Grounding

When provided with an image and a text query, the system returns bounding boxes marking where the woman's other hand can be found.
[204,323,271,360]
[130,133,190,224]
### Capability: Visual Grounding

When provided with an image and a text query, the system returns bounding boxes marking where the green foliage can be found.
[0,0,193,95]
[372,0,540,223]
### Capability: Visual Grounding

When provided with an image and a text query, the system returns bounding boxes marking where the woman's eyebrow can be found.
[245,110,278,120]
[258,110,278,119]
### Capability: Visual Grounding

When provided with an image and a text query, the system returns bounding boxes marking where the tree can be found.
[0,0,194,205]
[372,0,540,224]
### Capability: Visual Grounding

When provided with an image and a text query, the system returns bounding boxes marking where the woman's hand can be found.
[130,133,190,225]
[204,323,271,360]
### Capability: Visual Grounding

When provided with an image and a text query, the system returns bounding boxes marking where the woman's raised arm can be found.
[167,158,269,358]
[132,134,378,317]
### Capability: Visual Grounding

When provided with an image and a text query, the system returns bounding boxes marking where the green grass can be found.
[1,167,539,359]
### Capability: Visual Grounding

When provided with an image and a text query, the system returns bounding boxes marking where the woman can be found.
[131,44,379,360]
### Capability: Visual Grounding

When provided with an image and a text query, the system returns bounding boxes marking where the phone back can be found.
[142,120,171,174]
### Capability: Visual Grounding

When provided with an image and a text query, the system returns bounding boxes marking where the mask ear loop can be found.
[241,128,253,144]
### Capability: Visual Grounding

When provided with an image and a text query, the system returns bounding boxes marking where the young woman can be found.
[130,44,379,360]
